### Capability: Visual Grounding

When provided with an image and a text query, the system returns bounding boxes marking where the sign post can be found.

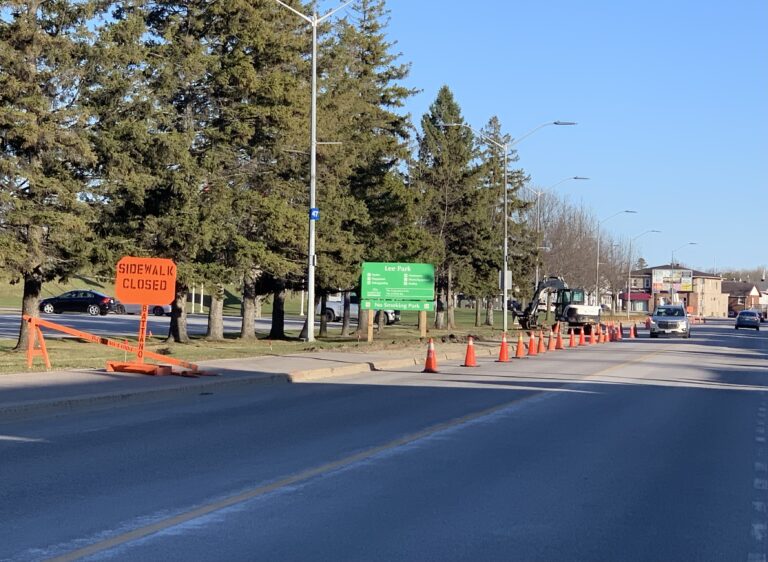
[114,256,179,374]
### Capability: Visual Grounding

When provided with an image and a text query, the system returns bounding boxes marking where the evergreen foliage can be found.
[0,0,570,344]
[0,0,104,348]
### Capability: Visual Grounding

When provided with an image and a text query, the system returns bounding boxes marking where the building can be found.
[722,281,761,317]
[621,264,727,317]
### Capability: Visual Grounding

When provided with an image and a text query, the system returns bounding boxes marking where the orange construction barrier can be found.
[463,336,478,367]
[537,330,547,354]
[497,332,510,363]
[515,333,526,358]
[23,314,200,376]
[528,332,538,356]
[423,338,438,373]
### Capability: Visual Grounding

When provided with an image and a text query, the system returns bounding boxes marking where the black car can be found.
[39,290,117,316]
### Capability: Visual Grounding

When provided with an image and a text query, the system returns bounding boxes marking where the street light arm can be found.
[601,209,637,224]
[670,241,697,265]
[274,0,313,22]
[317,0,355,23]
[510,120,576,148]
[444,122,505,151]
[274,0,354,24]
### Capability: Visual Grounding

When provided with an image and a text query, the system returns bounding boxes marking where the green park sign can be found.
[361,262,435,301]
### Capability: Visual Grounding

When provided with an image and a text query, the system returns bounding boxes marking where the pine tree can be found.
[329,0,417,261]
[414,86,482,329]
[0,0,104,350]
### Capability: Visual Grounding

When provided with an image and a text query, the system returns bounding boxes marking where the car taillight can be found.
[101,297,111,304]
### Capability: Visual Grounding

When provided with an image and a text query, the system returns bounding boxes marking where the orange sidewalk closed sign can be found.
[115,256,177,305]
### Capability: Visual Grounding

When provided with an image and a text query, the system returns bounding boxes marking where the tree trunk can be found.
[354,308,369,337]
[205,283,225,341]
[447,264,456,329]
[341,290,351,336]
[434,286,446,329]
[167,282,190,343]
[485,297,494,326]
[240,274,256,340]
[254,295,262,318]
[269,280,287,340]
[376,310,385,332]
[13,273,43,351]
[319,294,328,338]
[474,298,482,327]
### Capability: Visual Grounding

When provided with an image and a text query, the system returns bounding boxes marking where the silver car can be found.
[649,305,690,338]
[115,302,172,316]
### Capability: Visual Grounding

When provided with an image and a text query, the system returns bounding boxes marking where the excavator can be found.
[514,276,601,334]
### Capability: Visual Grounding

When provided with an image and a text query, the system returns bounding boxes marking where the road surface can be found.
[1,320,766,561]
[0,312,307,340]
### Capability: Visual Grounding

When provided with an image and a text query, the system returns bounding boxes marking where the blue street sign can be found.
[309,208,320,221]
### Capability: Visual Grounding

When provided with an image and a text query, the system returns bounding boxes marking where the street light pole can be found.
[275,0,353,342]
[524,176,588,287]
[627,229,661,320]
[595,209,637,306]
[445,121,577,333]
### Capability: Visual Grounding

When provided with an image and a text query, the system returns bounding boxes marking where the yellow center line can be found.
[48,346,667,561]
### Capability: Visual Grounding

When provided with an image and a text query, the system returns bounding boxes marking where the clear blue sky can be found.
[368,0,767,272]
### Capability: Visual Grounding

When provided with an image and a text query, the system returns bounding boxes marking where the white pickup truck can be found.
[317,293,400,325]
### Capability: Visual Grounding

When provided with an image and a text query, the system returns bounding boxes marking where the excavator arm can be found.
[517,276,568,330]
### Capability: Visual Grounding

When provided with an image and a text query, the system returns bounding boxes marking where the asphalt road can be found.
[1,320,767,561]
[0,312,307,339]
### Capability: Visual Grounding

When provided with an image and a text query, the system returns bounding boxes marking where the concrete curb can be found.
[0,344,482,421]
[0,372,293,421]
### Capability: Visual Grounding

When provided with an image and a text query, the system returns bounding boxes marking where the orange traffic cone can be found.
[463,336,478,367]
[548,330,557,351]
[617,323,624,341]
[556,329,565,350]
[568,328,576,348]
[497,332,510,363]
[630,323,636,339]
[538,330,547,354]
[589,327,596,345]
[579,327,587,346]
[528,332,538,356]
[423,338,438,373]
[515,333,526,358]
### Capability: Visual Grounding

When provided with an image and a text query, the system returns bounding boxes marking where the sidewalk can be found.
[0,341,487,421]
